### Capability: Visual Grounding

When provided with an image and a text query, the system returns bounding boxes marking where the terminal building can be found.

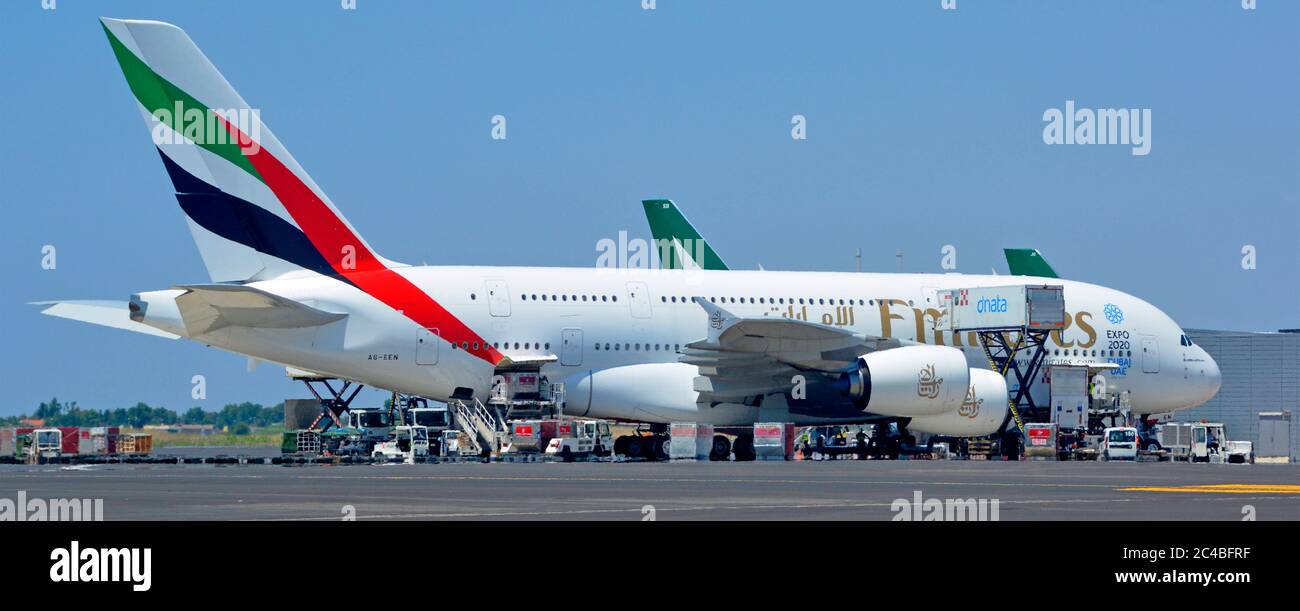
[1183,329,1297,461]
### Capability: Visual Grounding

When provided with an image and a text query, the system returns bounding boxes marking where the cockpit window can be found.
[1179,334,1194,347]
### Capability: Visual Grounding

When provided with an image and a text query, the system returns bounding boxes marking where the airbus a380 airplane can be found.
[41,19,1219,445]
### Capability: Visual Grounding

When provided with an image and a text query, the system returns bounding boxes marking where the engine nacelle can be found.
[908,368,1009,437]
[840,345,970,417]
[563,363,755,425]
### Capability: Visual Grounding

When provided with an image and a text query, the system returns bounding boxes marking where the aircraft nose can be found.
[1196,348,1221,404]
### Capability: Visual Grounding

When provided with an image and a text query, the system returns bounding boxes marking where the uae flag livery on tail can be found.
[99,18,502,365]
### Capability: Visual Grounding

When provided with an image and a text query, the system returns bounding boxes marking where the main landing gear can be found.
[612,427,757,461]
[614,424,671,461]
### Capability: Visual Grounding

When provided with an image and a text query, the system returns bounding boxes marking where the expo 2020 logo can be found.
[1104,303,1124,325]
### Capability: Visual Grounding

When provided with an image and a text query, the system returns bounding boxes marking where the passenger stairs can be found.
[449,398,509,455]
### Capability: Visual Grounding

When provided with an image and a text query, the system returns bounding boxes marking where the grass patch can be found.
[137,426,284,448]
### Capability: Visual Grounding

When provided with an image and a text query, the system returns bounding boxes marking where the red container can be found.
[59,427,81,455]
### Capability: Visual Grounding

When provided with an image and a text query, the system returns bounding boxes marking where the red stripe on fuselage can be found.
[218,117,503,366]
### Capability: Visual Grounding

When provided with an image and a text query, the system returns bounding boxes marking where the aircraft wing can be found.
[683,298,904,402]
[174,283,347,335]
[34,300,181,339]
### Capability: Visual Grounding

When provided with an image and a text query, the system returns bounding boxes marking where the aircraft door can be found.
[416,328,439,365]
[485,279,511,317]
[626,282,652,319]
[1140,335,1159,373]
[561,328,583,366]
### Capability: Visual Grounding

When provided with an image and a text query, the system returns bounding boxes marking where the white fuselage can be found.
[138,266,1220,427]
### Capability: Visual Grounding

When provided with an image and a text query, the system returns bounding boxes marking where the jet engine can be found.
[563,363,755,425]
[839,345,970,417]
[908,368,1009,437]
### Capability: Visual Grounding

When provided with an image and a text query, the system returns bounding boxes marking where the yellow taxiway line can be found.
[1120,484,1300,494]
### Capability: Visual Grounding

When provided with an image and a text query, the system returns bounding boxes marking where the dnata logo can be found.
[975,295,1009,314]
[49,540,151,592]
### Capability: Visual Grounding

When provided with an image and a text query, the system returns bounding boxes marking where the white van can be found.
[1101,427,1138,461]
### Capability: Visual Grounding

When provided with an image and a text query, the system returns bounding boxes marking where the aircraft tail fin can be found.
[641,199,730,271]
[1004,248,1059,278]
[100,18,394,283]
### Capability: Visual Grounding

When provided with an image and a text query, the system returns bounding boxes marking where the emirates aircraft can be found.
[40,19,1220,453]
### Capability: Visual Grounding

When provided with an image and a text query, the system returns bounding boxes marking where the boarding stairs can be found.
[449,398,509,455]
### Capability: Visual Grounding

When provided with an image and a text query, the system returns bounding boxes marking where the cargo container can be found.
[669,422,714,460]
[507,419,566,453]
[753,423,795,460]
[86,427,120,455]
[939,284,1066,331]
[0,429,15,458]
[1024,423,1057,459]
[118,433,153,455]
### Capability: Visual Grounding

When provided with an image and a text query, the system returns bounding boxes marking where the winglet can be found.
[694,297,740,345]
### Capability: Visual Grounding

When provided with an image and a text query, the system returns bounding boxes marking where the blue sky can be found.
[2,0,1297,417]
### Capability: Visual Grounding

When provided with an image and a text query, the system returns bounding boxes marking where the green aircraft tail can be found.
[641,199,730,270]
[1004,248,1059,278]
